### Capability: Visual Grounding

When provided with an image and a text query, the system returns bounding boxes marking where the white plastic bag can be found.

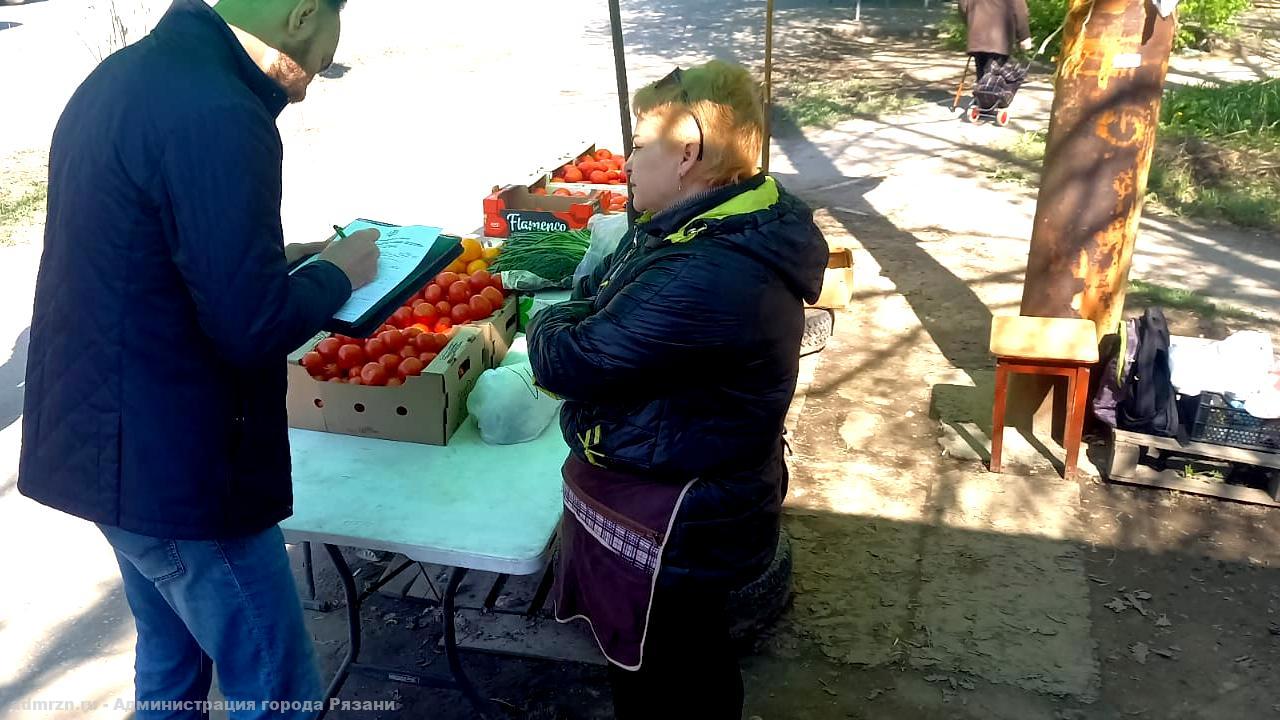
[571,212,630,291]
[466,361,562,445]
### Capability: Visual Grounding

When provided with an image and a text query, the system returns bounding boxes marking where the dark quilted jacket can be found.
[528,174,828,581]
[18,0,351,540]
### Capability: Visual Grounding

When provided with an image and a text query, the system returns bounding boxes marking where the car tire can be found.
[726,529,793,647]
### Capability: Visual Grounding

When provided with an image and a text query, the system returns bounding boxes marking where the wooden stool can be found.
[989,316,1099,480]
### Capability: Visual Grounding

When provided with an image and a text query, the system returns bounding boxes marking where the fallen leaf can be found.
[958,678,976,690]
[1105,598,1129,613]
[1134,591,1153,601]
[866,688,887,701]
[1152,648,1176,659]
[924,674,950,683]
[1155,614,1172,627]
[1131,642,1149,665]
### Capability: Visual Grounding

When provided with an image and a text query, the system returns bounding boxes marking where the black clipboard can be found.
[292,218,464,338]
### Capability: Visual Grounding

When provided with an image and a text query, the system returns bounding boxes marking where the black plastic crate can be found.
[1188,392,1280,453]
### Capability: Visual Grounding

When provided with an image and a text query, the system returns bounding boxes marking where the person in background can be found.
[527,60,829,719]
[18,0,378,717]
[959,0,1033,80]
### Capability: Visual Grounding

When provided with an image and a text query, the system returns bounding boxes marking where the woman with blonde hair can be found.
[528,60,828,718]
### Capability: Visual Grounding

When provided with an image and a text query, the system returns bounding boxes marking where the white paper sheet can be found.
[293,220,443,323]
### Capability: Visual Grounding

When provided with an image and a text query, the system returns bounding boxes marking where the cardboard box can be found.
[809,248,855,309]
[483,184,601,238]
[286,327,485,445]
[469,296,519,368]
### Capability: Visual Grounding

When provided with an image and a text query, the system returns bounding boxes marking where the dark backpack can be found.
[1091,318,1139,427]
[1116,307,1180,437]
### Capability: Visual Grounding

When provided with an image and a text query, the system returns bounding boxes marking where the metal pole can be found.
[607,0,633,157]
[1020,0,1177,334]
[762,0,775,175]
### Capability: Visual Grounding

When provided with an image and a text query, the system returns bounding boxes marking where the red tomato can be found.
[491,275,504,292]
[434,318,453,333]
[360,362,388,386]
[618,170,628,183]
[379,329,407,352]
[412,333,436,353]
[435,272,461,291]
[590,170,608,184]
[423,284,444,304]
[450,303,472,324]
[418,351,438,365]
[386,377,404,387]
[596,148,613,160]
[403,326,423,339]
[413,302,439,324]
[364,337,387,359]
[374,354,398,375]
[390,307,414,329]
[321,363,340,379]
[447,280,471,305]
[409,323,432,335]
[435,300,452,317]
[316,337,342,360]
[468,270,492,291]
[469,295,494,319]
[398,357,425,377]
[480,286,504,308]
[399,345,418,360]
[381,324,397,334]
[301,351,325,372]
[348,367,362,379]
[334,334,355,345]
[336,344,366,370]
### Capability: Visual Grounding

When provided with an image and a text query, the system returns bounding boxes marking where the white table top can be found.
[282,417,567,575]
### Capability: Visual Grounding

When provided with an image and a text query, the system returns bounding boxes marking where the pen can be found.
[332,224,348,239]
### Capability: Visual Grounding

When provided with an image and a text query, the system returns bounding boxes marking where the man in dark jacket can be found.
[18,0,378,714]
[959,0,1033,80]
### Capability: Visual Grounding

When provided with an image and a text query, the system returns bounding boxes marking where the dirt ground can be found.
[1,1,1279,719]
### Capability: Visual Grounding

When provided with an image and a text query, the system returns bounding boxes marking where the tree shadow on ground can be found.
[0,583,131,710]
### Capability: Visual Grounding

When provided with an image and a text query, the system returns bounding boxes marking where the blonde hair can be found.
[633,61,764,186]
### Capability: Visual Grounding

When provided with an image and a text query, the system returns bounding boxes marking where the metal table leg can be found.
[317,544,362,720]
[312,548,493,720]
[300,541,334,612]
[443,567,493,719]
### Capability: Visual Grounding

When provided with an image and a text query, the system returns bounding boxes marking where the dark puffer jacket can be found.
[528,174,828,582]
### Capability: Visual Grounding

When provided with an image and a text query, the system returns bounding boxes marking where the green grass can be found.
[774,79,921,128]
[1127,279,1262,323]
[988,131,1047,186]
[1162,78,1280,138]
[0,181,47,247]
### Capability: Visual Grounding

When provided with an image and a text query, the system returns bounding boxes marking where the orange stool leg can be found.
[990,360,1010,473]
[1062,365,1090,480]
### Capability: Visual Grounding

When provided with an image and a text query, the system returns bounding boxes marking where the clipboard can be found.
[292,218,464,338]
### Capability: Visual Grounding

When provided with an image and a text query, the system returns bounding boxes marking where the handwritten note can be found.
[293,220,443,323]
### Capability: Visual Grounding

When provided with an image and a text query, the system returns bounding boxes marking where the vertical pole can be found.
[1020,0,1177,334]
[762,0,776,175]
[607,0,633,157]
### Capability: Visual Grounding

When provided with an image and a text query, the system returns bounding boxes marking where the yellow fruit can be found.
[466,259,489,275]
[482,246,501,261]
[446,259,467,274]
[459,238,484,263]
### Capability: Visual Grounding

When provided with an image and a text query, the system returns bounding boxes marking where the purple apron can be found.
[553,453,695,669]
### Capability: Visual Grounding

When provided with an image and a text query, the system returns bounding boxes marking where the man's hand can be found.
[318,228,381,289]
[1021,37,1034,51]
[284,240,330,265]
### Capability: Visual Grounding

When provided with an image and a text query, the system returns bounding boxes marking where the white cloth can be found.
[1170,331,1279,418]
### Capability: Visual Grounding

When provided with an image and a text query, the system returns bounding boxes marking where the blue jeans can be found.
[99,524,323,720]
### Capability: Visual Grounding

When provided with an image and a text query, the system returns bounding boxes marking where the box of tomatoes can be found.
[384,263,516,370]
[287,326,485,446]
